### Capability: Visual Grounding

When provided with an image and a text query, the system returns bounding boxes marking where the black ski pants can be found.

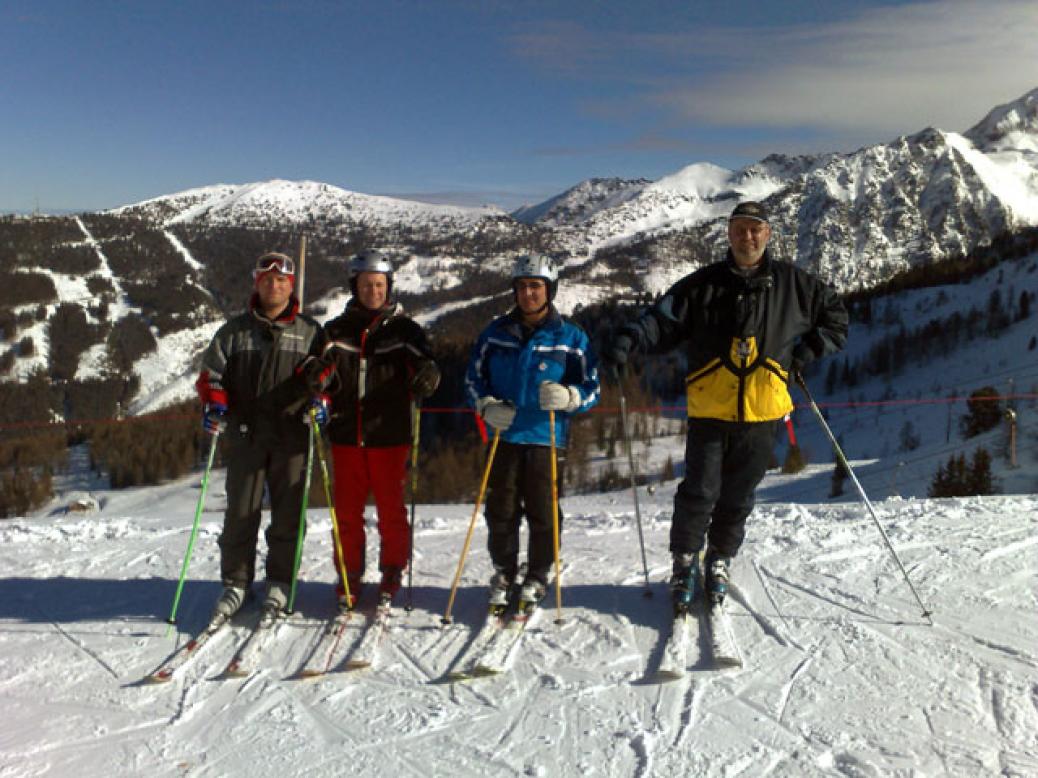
[670,418,777,559]
[484,441,565,586]
[219,428,308,589]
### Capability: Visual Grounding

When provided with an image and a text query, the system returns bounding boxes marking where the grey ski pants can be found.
[219,430,308,589]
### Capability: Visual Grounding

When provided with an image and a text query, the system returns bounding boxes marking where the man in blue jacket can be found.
[466,255,600,606]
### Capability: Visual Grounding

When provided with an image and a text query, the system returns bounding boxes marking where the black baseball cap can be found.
[729,201,769,223]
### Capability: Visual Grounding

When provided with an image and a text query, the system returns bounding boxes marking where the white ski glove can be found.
[539,381,581,412]
[477,396,517,430]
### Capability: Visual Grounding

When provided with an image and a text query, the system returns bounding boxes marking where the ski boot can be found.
[517,576,547,616]
[261,581,290,624]
[704,552,731,606]
[210,584,247,625]
[338,576,363,613]
[379,566,404,601]
[488,569,514,609]
[670,552,700,617]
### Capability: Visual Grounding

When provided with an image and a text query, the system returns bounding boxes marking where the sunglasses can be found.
[253,253,295,278]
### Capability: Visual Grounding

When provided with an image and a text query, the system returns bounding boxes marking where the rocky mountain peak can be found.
[964,87,1038,151]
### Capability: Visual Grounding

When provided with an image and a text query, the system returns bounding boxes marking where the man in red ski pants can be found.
[307,250,439,610]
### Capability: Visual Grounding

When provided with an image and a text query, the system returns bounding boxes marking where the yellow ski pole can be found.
[310,407,352,609]
[441,429,500,625]
[549,410,564,625]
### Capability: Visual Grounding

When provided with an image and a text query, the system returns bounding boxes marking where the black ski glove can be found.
[410,362,441,399]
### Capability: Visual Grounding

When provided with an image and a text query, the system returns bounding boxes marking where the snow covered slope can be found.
[1,470,1035,776]
[511,177,650,227]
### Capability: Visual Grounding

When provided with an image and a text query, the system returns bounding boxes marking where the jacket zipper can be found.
[355,314,384,447]
[736,338,750,422]
[357,328,369,446]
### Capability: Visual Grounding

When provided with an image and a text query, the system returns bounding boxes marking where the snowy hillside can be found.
[2,465,1036,776]
[511,177,650,227]
[116,179,506,233]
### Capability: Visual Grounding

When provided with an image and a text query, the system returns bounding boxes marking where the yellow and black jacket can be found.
[624,251,848,423]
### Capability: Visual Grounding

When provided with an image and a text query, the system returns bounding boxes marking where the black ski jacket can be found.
[320,300,438,447]
[197,294,322,451]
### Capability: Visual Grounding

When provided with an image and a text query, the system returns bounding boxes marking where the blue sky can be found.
[2,0,1035,213]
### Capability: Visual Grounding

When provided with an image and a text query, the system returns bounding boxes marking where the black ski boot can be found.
[670,552,700,616]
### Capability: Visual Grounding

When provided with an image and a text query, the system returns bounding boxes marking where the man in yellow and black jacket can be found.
[606,201,848,615]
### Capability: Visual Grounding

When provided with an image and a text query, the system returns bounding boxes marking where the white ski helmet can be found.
[349,249,394,297]
[511,254,559,301]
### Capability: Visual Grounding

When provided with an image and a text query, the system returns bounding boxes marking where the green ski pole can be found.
[287,422,315,614]
[166,432,221,632]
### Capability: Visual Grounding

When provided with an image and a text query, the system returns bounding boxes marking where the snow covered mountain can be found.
[537,89,1038,293]
[965,87,1038,152]
[101,88,1038,299]
[115,179,508,235]
[4,89,1038,421]
[510,176,650,227]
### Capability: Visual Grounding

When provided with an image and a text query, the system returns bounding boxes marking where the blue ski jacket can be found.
[465,307,600,447]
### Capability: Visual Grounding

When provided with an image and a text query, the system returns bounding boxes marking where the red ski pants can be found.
[330,444,410,592]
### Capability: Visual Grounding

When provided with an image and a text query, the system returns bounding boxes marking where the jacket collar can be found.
[505,304,561,337]
[345,298,399,319]
[725,249,774,291]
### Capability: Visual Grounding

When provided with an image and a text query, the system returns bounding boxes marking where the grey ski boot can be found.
[261,581,290,623]
[704,552,731,606]
[211,585,247,625]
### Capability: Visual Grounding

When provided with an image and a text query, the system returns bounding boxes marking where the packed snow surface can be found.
[2,468,1036,777]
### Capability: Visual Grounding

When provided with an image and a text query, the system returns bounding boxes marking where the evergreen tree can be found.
[961,387,1002,438]
[898,421,921,452]
[662,455,675,482]
[967,447,995,495]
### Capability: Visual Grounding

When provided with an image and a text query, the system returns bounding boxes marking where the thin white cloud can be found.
[515,1,1038,139]
[655,0,1038,135]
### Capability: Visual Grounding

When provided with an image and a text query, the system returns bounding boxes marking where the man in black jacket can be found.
[607,202,848,614]
[311,250,440,609]
[196,252,323,623]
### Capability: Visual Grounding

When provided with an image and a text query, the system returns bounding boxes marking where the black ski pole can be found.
[795,373,933,625]
[406,402,420,612]
[617,365,652,597]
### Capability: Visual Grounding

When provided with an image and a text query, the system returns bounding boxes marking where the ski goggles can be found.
[253,252,295,279]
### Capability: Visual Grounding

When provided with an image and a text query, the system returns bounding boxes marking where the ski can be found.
[223,610,285,678]
[342,595,393,670]
[297,610,356,678]
[471,596,544,676]
[145,616,231,684]
[656,611,696,680]
[706,600,742,669]
[445,601,514,681]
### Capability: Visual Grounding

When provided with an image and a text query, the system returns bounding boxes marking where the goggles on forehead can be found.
[253,253,295,278]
